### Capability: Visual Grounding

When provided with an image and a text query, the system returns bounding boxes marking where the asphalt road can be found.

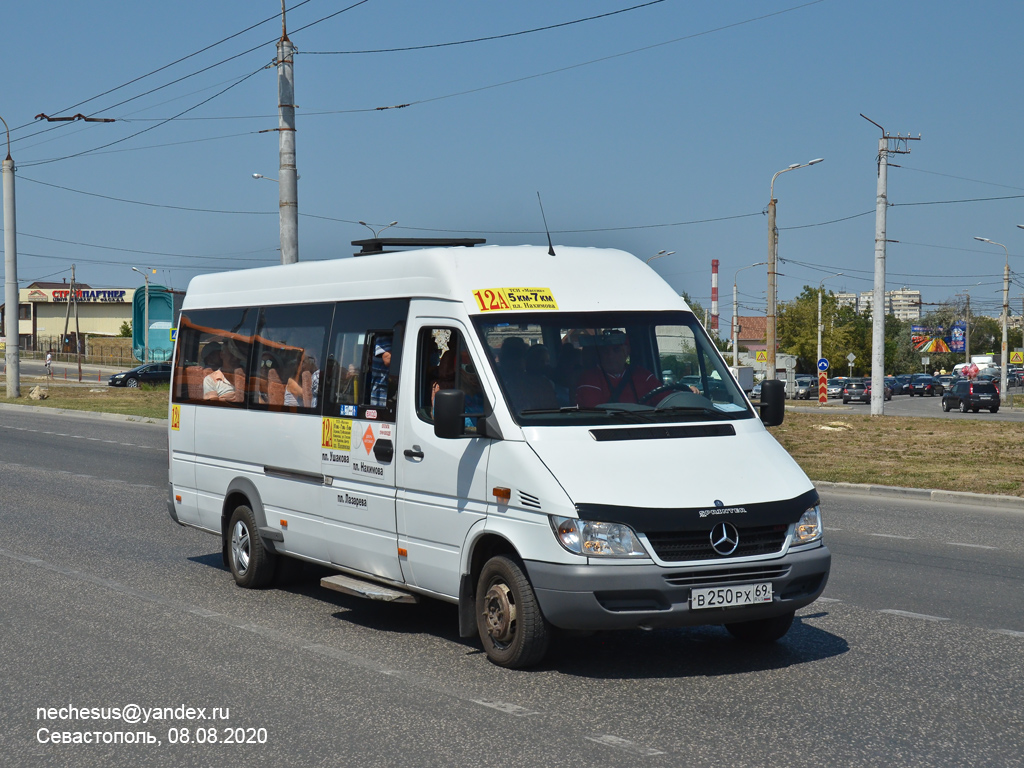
[792,389,1024,422]
[1,407,1022,767]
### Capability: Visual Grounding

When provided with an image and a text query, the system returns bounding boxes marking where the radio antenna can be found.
[536,192,556,256]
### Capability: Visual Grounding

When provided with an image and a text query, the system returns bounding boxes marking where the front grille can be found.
[645,524,788,562]
[663,564,790,588]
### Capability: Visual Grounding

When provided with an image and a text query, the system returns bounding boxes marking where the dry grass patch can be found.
[0,381,169,421]
[773,411,1024,496]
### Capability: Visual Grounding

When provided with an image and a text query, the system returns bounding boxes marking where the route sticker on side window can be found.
[472,288,558,312]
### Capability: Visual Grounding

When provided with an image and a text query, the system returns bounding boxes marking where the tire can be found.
[476,556,550,669]
[959,400,968,414]
[991,406,999,413]
[725,610,795,644]
[942,399,950,412]
[227,504,277,588]
[126,377,139,388]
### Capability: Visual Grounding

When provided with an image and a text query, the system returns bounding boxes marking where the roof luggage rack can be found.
[352,237,486,257]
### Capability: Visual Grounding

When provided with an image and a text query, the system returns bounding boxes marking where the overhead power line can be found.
[303,1,667,54]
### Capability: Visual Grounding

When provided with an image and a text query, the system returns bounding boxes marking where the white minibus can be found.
[167,243,830,668]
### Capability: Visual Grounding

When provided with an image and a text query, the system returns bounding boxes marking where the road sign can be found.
[1011,351,1023,365]
[817,358,829,372]
[846,353,856,363]
[755,350,768,363]
[818,371,828,404]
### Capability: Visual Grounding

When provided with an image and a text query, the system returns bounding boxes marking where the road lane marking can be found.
[991,629,1024,638]
[947,542,998,550]
[585,735,665,756]
[879,609,949,622]
[472,700,542,716]
[868,533,916,540]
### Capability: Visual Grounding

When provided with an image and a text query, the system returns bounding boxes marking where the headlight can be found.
[793,505,822,545]
[550,516,649,558]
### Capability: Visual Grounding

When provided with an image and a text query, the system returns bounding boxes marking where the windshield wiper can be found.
[519,405,659,422]
[650,405,738,419]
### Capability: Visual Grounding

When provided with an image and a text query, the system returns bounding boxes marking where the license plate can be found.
[691,582,773,610]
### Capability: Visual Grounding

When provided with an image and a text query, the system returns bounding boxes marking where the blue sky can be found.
[4,0,1024,326]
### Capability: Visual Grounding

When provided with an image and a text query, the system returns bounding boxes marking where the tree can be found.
[118,321,132,338]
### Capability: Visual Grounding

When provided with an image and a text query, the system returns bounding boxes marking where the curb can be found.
[814,480,1024,511]
[0,402,166,427]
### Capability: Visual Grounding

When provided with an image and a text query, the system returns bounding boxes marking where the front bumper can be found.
[525,545,830,630]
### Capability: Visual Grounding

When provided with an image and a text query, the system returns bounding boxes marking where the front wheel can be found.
[476,556,550,668]
[942,399,951,412]
[227,504,277,588]
[725,610,795,644]
[126,377,139,388]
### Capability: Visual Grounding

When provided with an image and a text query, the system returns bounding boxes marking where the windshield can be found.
[472,310,754,426]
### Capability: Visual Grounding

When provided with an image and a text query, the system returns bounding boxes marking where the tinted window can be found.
[172,308,257,406]
[249,303,333,414]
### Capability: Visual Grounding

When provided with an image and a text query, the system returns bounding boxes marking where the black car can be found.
[108,362,171,388]
[842,378,891,404]
[892,374,912,395]
[942,379,1000,413]
[907,375,944,397]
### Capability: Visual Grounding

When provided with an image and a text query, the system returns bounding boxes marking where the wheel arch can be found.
[457,530,521,638]
[220,478,273,555]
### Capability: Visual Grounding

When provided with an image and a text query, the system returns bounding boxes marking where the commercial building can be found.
[1,281,136,351]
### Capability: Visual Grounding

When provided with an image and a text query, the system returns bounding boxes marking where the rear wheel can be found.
[227,504,277,588]
[725,610,795,644]
[959,400,968,413]
[991,406,1000,413]
[476,556,550,669]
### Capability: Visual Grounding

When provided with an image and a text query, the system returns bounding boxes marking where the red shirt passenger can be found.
[575,332,662,407]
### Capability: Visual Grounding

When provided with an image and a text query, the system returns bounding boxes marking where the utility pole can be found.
[965,290,971,363]
[862,114,920,416]
[73,270,82,381]
[277,1,299,264]
[2,115,19,397]
[767,159,823,384]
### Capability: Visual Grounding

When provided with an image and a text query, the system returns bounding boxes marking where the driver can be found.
[575,331,666,408]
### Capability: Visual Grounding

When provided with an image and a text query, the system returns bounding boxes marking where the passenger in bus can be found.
[575,331,663,407]
[203,342,242,402]
[370,336,392,406]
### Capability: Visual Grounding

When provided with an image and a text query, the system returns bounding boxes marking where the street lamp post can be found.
[358,220,398,239]
[973,237,1009,396]
[767,159,823,382]
[817,272,843,368]
[646,250,675,264]
[733,262,766,366]
[131,267,150,364]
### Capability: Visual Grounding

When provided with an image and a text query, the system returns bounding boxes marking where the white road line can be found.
[947,542,998,550]
[868,533,916,540]
[992,629,1024,638]
[585,735,665,756]
[815,597,842,603]
[472,700,542,717]
[879,609,949,622]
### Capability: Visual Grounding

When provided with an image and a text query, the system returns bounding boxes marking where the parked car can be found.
[908,374,944,397]
[826,377,845,399]
[108,362,171,388]
[935,374,957,389]
[942,379,1000,413]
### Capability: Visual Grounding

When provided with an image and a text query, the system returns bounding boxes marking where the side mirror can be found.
[433,389,466,439]
[759,379,786,427]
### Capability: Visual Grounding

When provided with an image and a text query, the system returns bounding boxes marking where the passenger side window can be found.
[416,327,487,435]
[323,299,408,421]
[172,308,256,406]
[249,303,333,414]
